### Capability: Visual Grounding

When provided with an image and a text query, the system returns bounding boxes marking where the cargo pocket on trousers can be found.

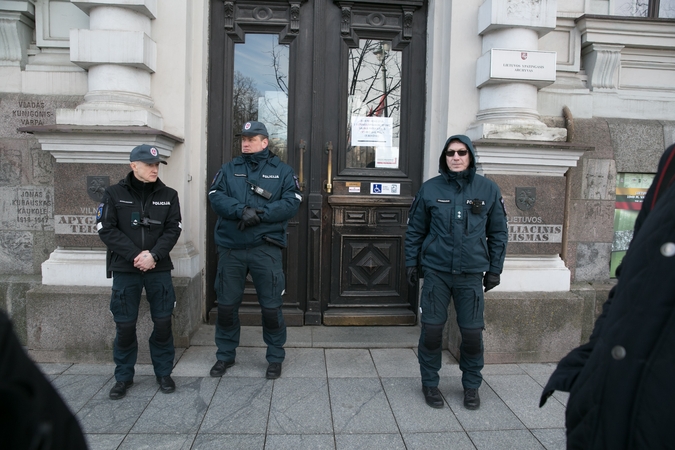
[161,282,177,314]
[271,268,286,301]
[110,287,127,319]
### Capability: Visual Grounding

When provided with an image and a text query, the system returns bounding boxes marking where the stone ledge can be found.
[446,290,589,364]
[25,273,201,363]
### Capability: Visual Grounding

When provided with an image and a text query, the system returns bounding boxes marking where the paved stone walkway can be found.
[37,325,567,449]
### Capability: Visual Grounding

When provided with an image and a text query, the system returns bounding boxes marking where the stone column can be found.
[467,0,566,141]
[58,0,162,128]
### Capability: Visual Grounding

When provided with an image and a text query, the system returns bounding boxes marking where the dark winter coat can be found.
[405,134,508,275]
[97,172,182,275]
[208,148,301,249]
[540,143,675,449]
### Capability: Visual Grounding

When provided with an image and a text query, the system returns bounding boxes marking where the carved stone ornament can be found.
[87,176,110,203]
[341,6,351,35]
[516,187,536,211]
[290,2,301,33]
[224,1,234,30]
[403,9,414,39]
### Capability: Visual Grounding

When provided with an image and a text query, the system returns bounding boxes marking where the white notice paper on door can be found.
[351,116,393,147]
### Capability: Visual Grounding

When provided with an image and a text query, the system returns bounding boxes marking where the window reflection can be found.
[233,34,289,161]
[614,0,675,17]
[347,40,401,169]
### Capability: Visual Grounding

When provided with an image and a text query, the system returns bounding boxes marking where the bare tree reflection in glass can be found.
[347,40,402,169]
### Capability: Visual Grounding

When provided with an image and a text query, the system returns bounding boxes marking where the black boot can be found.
[422,386,444,408]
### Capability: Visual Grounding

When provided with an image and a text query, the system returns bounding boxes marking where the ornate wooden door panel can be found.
[207,0,426,325]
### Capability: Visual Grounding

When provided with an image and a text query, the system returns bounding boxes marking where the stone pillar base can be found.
[26,273,202,363]
[499,255,571,292]
[446,290,591,364]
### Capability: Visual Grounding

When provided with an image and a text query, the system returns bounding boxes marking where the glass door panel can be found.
[233,34,290,162]
[346,40,402,170]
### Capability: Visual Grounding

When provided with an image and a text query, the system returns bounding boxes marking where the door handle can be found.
[298,139,306,191]
[325,141,333,193]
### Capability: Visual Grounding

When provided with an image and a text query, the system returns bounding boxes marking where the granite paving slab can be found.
[335,433,405,450]
[328,377,398,434]
[325,349,377,378]
[172,346,218,377]
[191,434,265,449]
[63,363,116,375]
[520,364,569,406]
[76,376,161,434]
[312,326,419,348]
[402,432,476,450]
[130,377,219,434]
[51,374,111,412]
[531,428,567,450]
[267,378,333,435]
[370,348,421,378]
[36,362,72,375]
[117,433,195,449]
[219,347,270,378]
[84,434,125,450]
[468,429,545,450]
[265,434,336,450]
[437,350,463,378]
[381,377,463,433]
[439,376,526,432]
[483,374,566,429]
[199,377,273,434]
[280,348,327,378]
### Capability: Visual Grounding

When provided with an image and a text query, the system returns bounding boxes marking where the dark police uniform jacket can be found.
[405,135,507,275]
[96,172,182,276]
[209,149,301,249]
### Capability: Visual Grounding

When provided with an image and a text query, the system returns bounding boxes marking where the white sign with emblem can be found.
[370,183,400,195]
[476,48,557,88]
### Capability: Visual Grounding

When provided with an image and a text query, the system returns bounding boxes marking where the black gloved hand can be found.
[237,206,262,231]
[483,272,500,292]
[406,267,419,286]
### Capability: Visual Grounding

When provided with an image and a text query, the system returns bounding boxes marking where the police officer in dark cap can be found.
[208,120,301,379]
[96,144,182,399]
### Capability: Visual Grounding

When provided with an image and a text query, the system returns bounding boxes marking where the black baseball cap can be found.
[240,121,269,137]
[130,144,167,165]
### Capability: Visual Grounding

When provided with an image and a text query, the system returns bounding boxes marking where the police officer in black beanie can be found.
[96,144,182,399]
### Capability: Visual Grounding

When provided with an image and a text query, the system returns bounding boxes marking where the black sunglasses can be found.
[445,150,468,157]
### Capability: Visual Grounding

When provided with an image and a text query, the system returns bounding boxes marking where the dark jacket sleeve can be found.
[150,189,182,261]
[208,168,247,220]
[259,166,301,223]
[540,286,616,407]
[0,311,87,450]
[485,188,508,274]
[405,188,430,268]
[97,189,142,262]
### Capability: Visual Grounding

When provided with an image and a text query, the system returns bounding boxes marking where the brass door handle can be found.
[325,141,333,193]
[298,139,306,191]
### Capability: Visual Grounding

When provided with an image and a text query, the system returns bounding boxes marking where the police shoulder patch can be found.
[500,197,507,215]
[210,170,222,187]
[96,203,104,221]
[293,175,300,190]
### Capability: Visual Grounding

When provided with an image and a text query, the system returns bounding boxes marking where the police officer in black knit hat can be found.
[208,121,301,380]
[96,144,182,399]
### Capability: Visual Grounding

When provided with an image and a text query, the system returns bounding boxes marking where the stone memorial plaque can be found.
[54,163,129,247]
[0,231,33,274]
[0,93,81,139]
[489,175,566,255]
[0,186,54,231]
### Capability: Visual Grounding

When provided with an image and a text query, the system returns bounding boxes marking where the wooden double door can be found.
[207,0,427,325]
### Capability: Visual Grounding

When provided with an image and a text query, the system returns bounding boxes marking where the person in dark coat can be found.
[97,144,183,400]
[540,143,675,449]
[405,134,508,410]
[0,310,87,449]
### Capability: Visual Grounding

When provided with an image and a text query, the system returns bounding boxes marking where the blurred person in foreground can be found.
[541,143,675,449]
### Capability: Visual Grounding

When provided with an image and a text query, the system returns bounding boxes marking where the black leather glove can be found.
[237,207,262,231]
[406,267,419,286]
[483,272,500,292]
